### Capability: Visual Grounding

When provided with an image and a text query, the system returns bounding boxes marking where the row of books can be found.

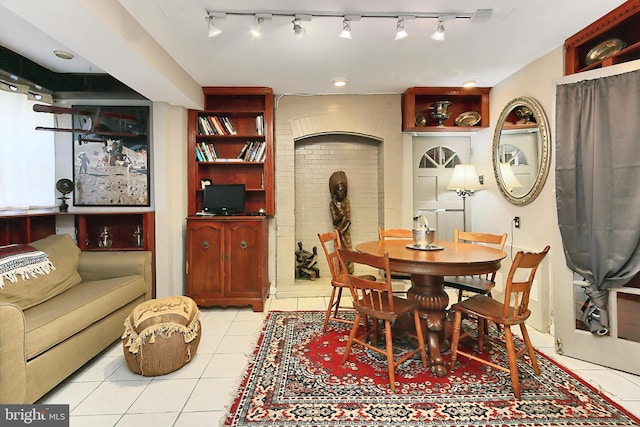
[196,141,266,163]
[197,115,237,136]
[238,141,266,162]
[196,142,220,162]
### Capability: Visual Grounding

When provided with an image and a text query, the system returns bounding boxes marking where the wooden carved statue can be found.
[295,241,319,280]
[329,171,353,273]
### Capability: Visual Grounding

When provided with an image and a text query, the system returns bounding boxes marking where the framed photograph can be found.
[72,105,150,206]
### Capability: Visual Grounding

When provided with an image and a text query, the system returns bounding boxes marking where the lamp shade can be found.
[499,162,522,191]
[447,164,481,193]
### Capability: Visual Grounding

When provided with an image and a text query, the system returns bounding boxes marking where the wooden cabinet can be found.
[565,0,640,75]
[0,211,154,251]
[0,213,56,245]
[75,212,155,252]
[402,87,491,132]
[186,217,269,311]
[187,87,275,216]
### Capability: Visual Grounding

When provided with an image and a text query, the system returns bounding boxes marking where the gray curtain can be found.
[555,69,640,334]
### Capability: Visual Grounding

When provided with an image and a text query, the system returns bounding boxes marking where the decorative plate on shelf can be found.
[56,178,74,195]
[454,111,481,127]
[585,38,626,65]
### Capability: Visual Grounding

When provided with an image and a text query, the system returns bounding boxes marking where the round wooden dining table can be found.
[355,239,506,377]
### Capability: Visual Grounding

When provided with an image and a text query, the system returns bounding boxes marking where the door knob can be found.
[202,240,209,250]
[240,241,248,249]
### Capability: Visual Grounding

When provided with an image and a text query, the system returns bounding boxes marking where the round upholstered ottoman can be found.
[122,296,201,376]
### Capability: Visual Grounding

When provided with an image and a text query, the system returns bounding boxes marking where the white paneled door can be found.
[412,135,472,241]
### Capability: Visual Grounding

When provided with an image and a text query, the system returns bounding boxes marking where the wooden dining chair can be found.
[449,245,550,399]
[377,227,413,281]
[444,229,508,302]
[317,230,375,333]
[337,248,427,392]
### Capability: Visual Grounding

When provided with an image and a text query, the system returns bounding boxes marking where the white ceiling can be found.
[0,0,627,109]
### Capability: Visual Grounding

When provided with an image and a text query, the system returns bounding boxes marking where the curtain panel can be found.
[555,69,640,333]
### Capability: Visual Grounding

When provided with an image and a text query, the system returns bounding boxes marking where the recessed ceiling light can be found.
[463,80,477,88]
[53,50,74,60]
[333,78,348,87]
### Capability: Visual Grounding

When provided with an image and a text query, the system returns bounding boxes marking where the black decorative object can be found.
[56,178,73,212]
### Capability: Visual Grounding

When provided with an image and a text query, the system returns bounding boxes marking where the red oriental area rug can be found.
[223,311,640,427]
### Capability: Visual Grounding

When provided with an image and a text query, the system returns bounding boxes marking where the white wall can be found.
[470,47,565,332]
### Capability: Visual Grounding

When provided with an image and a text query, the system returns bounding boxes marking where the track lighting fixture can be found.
[431,19,446,41]
[250,13,272,39]
[206,12,224,38]
[395,18,409,40]
[292,18,305,38]
[339,18,352,39]
[201,10,489,41]
[292,15,310,38]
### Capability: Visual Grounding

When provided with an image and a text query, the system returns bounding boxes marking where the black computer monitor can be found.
[203,184,246,215]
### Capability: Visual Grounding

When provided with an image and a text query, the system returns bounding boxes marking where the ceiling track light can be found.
[431,19,446,41]
[339,18,352,39]
[292,14,310,38]
[205,12,226,38]
[292,18,304,37]
[394,16,414,40]
[250,13,272,39]
[395,19,408,40]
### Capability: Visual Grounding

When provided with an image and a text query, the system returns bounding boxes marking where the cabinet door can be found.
[225,221,264,298]
[186,221,224,299]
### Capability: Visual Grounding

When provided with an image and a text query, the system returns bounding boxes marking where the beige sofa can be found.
[0,234,152,404]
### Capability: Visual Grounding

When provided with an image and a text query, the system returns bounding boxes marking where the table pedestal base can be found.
[408,274,449,377]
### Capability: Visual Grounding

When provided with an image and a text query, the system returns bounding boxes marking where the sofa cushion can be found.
[0,234,82,310]
[23,274,146,360]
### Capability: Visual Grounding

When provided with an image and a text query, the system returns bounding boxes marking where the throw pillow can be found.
[0,234,82,310]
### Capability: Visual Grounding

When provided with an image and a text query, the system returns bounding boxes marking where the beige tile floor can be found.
[38,296,640,426]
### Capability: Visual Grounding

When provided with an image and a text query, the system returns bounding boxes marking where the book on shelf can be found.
[256,115,264,136]
[237,141,251,159]
[214,158,244,162]
[197,142,217,161]
[208,116,226,135]
[198,116,214,135]
[221,116,237,135]
[240,140,265,162]
[255,140,266,162]
[197,115,240,136]
[195,144,205,162]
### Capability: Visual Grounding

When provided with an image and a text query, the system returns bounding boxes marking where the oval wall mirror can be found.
[492,96,551,206]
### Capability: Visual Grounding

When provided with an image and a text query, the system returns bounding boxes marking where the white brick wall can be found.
[274,94,405,297]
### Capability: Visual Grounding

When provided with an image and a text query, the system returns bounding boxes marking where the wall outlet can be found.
[514,216,520,228]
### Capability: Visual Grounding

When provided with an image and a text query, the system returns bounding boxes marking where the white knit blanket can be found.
[0,244,55,288]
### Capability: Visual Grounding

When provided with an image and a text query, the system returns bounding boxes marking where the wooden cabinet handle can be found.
[202,240,210,250]
[240,241,248,249]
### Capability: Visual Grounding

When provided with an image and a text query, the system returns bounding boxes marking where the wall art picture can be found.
[72,105,150,206]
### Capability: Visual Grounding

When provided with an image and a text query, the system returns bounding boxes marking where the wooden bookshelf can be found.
[185,87,273,311]
[187,87,275,216]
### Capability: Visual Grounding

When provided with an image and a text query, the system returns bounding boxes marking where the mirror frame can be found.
[492,96,551,206]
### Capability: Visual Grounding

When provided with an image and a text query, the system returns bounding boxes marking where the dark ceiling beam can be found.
[0,45,144,97]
